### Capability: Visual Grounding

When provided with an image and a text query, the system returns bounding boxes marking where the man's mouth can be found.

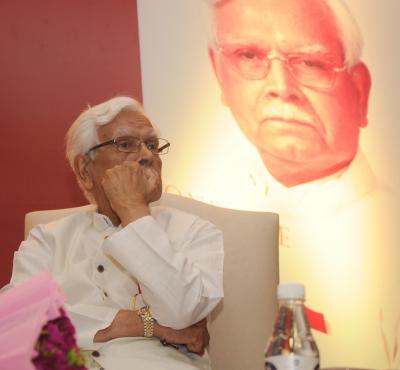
[259,117,321,139]
[262,116,313,127]
[260,117,318,133]
[259,105,317,130]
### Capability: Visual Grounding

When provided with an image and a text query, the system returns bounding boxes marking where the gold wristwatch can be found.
[137,306,154,338]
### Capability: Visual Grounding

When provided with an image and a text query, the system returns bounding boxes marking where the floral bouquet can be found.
[0,271,86,370]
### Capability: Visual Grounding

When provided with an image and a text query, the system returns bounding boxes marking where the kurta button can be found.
[92,350,100,357]
[104,291,108,297]
[97,265,105,273]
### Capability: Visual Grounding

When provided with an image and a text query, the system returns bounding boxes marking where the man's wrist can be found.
[137,306,154,338]
[153,322,166,340]
[119,205,151,226]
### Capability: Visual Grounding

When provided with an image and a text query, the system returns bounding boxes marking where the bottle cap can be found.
[277,283,305,300]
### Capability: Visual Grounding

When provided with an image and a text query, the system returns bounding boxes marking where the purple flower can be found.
[32,309,87,370]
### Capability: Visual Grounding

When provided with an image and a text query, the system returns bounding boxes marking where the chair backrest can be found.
[25,193,279,370]
[24,204,94,238]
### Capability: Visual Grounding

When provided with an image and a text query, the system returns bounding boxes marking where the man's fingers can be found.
[194,318,207,327]
[187,342,205,356]
[94,327,110,342]
[187,346,204,356]
[104,161,142,178]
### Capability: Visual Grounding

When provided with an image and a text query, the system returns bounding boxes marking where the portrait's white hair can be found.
[205,0,363,67]
[324,0,363,66]
[65,96,157,202]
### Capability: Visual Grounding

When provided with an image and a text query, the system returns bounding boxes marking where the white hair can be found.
[65,96,152,202]
[205,0,364,67]
[325,0,363,66]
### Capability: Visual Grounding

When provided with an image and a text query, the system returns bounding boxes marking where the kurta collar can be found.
[92,210,117,231]
[91,208,154,231]
[249,149,378,215]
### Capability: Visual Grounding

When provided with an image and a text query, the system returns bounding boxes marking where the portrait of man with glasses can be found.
[208,0,370,188]
[205,0,398,368]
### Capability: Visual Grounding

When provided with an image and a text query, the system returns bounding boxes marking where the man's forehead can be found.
[214,0,330,18]
[214,0,341,53]
[99,110,157,140]
[113,124,157,138]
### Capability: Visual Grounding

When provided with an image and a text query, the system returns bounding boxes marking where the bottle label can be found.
[265,354,319,370]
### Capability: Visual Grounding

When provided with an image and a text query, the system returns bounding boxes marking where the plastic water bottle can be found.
[264,283,320,370]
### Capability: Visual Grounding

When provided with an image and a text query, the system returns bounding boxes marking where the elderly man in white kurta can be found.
[8,96,224,370]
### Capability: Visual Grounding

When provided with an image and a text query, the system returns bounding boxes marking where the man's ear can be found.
[208,46,219,78]
[350,62,371,128]
[208,46,228,106]
[74,154,94,191]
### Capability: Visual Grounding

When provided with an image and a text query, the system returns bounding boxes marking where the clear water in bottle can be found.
[264,283,320,370]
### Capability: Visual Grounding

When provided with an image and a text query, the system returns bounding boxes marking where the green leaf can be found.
[67,348,85,366]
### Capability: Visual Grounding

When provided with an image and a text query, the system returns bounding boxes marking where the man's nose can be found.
[137,142,154,166]
[262,59,301,102]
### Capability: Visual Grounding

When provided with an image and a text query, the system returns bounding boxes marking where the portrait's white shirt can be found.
[8,205,224,370]
[177,147,399,369]
[249,150,399,369]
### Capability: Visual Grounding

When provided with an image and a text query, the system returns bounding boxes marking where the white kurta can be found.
[256,152,399,369]
[8,205,224,370]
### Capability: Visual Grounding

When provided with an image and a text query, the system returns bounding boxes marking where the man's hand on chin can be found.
[143,166,162,203]
[101,161,161,225]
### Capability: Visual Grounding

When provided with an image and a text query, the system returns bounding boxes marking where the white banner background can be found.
[137,1,400,368]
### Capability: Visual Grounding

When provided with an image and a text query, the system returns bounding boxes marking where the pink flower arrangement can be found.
[0,272,87,370]
[32,308,86,370]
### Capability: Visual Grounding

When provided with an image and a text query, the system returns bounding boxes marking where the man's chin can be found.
[148,184,163,204]
[258,145,323,165]
[257,148,322,187]
[153,188,162,202]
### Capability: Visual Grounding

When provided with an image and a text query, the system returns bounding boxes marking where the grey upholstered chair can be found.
[25,193,279,370]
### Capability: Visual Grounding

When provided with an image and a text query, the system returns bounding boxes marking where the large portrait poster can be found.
[137,0,400,368]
